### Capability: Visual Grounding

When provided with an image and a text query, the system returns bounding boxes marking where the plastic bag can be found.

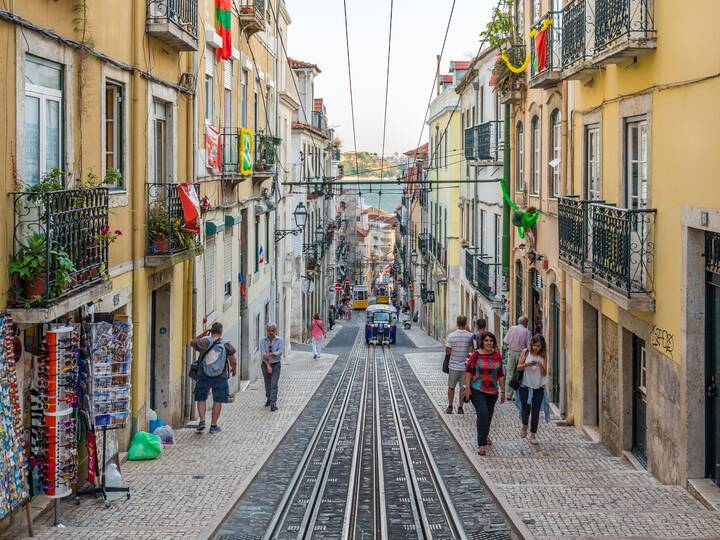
[153,425,175,445]
[127,431,163,461]
[104,463,126,501]
[148,409,165,434]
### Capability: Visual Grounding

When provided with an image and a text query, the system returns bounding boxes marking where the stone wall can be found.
[601,315,621,454]
[647,348,682,484]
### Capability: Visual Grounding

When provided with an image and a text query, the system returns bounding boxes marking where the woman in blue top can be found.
[517,334,548,444]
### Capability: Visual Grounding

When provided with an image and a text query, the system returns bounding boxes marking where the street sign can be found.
[335,283,342,292]
[423,290,435,304]
[345,279,350,285]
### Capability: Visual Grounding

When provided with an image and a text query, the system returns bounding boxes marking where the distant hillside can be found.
[341,151,403,179]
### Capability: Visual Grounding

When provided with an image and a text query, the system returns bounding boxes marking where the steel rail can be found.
[385,345,468,540]
[262,330,363,540]
[372,344,389,540]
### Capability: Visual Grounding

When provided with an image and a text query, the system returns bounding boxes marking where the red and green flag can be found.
[533,25,549,72]
[215,0,232,61]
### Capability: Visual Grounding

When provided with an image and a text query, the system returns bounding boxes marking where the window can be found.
[255,313,261,351]
[516,121,524,192]
[480,86,484,123]
[241,69,248,127]
[253,78,259,133]
[626,118,649,210]
[585,124,601,200]
[495,214,502,263]
[515,0,525,35]
[515,261,524,320]
[153,101,167,183]
[205,54,214,122]
[434,126,440,168]
[265,212,270,265]
[223,61,232,128]
[24,55,63,185]
[224,230,232,299]
[205,239,216,317]
[104,81,124,189]
[254,215,260,273]
[480,209,486,254]
[533,0,541,22]
[444,133,448,168]
[531,115,540,194]
[550,109,561,197]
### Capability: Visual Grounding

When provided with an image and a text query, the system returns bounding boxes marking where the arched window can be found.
[515,261,524,321]
[550,109,561,197]
[516,121,524,192]
[531,115,540,194]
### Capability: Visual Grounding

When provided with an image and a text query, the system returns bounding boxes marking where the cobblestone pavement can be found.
[2,347,337,540]
[405,350,720,539]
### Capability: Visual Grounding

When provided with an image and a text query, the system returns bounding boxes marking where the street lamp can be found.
[314,223,325,244]
[275,202,309,242]
[410,249,418,265]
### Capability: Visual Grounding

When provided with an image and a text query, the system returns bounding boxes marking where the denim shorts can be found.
[194,374,229,403]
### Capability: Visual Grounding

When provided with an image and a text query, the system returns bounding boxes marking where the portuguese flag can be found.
[215,0,232,61]
[534,26,549,72]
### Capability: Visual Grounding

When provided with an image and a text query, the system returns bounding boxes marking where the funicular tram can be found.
[365,304,397,345]
[374,286,390,304]
[352,285,369,310]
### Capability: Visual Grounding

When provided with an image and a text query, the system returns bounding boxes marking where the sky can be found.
[287,0,496,155]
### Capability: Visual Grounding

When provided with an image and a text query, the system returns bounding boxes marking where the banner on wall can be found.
[240,128,254,176]
[178,183,201,233]
[206,124,221,172]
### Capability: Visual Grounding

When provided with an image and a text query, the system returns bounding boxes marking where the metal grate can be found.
[706,232,720,274]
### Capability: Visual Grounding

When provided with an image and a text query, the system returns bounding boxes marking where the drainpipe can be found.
[502,102,511,340]
[560,79,571,416]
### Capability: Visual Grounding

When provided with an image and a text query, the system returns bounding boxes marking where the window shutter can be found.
[205,239,216,316]
[224,230,232,296]
[224,60,232,89]
[206,53,215,76]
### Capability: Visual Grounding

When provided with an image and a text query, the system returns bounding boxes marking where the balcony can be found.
[236,0,266,35]
[558,197,656,311]
[465,121,503,164]
[253,133,280,180]
[475,255,501,301]
[593,0,656,64]
[464,247,477,286]
[561,0,597,79]
[146,0,198,51]
[8,188,112,322]
[558,196,593,281]
[529,12,564,88]
[418,232,429,254]
[219,128,243,182]
[146,183,202,267]
[498,46,525,104]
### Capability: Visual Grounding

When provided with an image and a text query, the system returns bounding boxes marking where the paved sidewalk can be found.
[406,352,720,539]
[3,350,336,540]
[402,324,444,348]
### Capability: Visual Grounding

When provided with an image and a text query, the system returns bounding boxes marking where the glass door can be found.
[706,267,720,485]
[632,335,648,466]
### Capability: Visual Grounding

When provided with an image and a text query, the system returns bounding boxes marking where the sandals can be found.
[478,446,487,456]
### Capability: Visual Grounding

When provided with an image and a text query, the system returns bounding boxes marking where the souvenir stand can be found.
[0,314,31,533]
[76,318,131,505]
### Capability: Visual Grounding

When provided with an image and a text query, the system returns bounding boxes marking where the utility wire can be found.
[379,0,395,183]
[342,0,361,181]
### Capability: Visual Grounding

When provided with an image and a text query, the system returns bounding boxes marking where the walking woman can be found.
[310,314,326,359]
[517,334,548,444]
[464,332,505,455]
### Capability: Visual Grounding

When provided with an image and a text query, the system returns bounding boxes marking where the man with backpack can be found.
[191,322,237,433]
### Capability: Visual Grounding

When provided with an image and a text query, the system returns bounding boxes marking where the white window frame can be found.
[585,124,601,200]
[531,116,540,194]
[153,100,168,184]
[241,68,249,127]
[205,238,217,319]
[516,122,525,192]
[625,117,649,210]
[104,81,125,189]
[551,109,561,197]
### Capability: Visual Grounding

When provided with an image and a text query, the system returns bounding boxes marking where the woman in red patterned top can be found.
[463,331,505,455]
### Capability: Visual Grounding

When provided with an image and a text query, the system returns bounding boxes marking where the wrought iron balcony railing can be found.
[254,134,281,176]
[530,11,564,87]
[236,0,266,34]
[558,196,593,273]
[10,188,109,307]
[146,0,199,51]
[220,128,241,177]
[146,182,202,256]
[591,203,656,297]
[594,0,656,59]
[562,0,593,70]
[477,121,503,162]
[476,255,501,300]
[464,126,478,160]
[464,248,476,286]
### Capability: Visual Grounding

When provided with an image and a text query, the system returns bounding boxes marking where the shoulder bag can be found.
[508,349,525,391]
[189,339,220,381]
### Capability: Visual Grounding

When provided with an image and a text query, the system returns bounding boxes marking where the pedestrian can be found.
[472,318,487,350]
[444,315,475,414]
[464,332,505,455]
[191,322,237,433]
[517,334,549,444]
[260,324,285,411]
[310,313,326,359]
[503,316,532,400]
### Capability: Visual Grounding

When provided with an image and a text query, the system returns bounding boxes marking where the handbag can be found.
[442,354,450,374]
[189,339,220,381]
[508,350,525,391]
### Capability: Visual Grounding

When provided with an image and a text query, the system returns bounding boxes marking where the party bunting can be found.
[501,18,553,74]
[215,0,232,61]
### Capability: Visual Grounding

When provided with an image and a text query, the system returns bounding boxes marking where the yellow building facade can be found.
[557,0,720,485]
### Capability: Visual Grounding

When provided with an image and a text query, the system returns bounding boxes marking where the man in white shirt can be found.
[445,315,474,414]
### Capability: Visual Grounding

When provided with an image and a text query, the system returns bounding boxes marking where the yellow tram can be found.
[375,286,390,305]
[352,285,369,310]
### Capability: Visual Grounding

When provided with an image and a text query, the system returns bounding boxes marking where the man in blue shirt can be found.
[260,323,284,411]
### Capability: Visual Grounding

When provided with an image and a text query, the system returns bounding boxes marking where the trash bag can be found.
[104,463,126,501]
[127,431,163,461]
[153,425,175,445]
[148,409,165,434]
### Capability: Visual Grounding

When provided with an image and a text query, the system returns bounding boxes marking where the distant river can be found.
[340,178,403,213]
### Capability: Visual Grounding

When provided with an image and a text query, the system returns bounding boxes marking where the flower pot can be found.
[23,273,47,300]
[152,236,169,254]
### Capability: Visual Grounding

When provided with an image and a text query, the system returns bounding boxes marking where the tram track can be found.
[261,329,467,539]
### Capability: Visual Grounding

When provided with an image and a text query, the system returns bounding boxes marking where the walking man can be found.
[503,316,532,400]
[260,324,284,411]
[472,318,487,350]
[191,322,237,433]
[445,315,475,414]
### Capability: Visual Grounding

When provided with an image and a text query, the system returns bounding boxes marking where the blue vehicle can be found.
[365,304,397,345]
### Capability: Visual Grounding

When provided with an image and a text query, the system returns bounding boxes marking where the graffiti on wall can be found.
[650,324,674,359]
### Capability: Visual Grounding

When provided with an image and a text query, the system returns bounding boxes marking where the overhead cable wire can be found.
[342,0,361,181]
[378,0,395,183]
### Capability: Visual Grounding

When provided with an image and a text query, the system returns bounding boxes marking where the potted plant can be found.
[9,232,76,303]
[148,204,170,253]
[171,218,196,251]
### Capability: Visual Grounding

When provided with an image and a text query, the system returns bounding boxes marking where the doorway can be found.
[551,285,561,406]
[530,270,543,336]
[150,284,171,423]
[706,266,720,485]
[632,335,648,466]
